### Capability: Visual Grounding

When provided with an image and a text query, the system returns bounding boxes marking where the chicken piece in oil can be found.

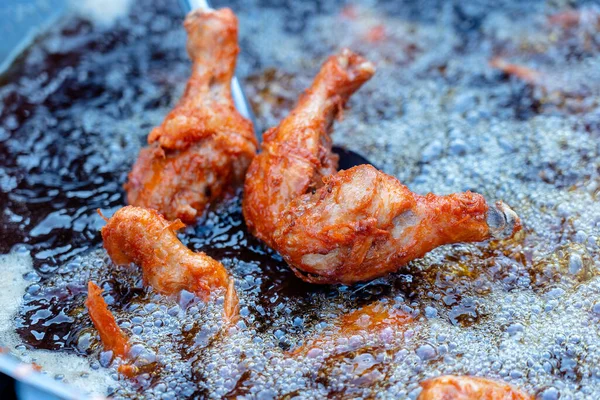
[418,375,532,400]
[100,206,228,298]
[85,281,130,359]
[243,50,521,284]
[489,7,600,114]
[275,165,521,284]
[243,48,376,248]
[125,8,257,223]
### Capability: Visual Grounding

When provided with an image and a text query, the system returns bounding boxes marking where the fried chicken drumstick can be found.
[243,49,376,248]
[243,50,522,285]
[125,8,257,223]
[274,166,521,284]
[101,206,229,298]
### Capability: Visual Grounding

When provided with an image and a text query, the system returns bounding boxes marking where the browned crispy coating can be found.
[125,8,257,223]
[274,165,521,284]
[418,375,532,400]
[101,206,228,298]
[243,51,522,285]
[85,281,130,358]
[243,49,376,248]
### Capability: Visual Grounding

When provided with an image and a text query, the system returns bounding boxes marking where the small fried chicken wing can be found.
[86,281,130,358]
[125,8,257,223]
[274,165,521,284]
[100,206,228,298]
[243,49,376,248]
[418,375,532,400]
[243,50,521,285]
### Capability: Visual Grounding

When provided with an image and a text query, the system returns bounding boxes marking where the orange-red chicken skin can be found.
[100,206,228,298]
[418,375,532,400]
[243,50,522,285]
[274,165,521,284]
[125,8,257,223]
[85,281,130,359]
[243,49,376,249]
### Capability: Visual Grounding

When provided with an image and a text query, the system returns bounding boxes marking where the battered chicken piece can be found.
[86,281,130,358]
[339,301,411,335]
[274,165,521,284]
[243,49,376,248]
[418,375,532,400]
[243,51,521,284]
[100,206,228,298]
[125,8,257,223]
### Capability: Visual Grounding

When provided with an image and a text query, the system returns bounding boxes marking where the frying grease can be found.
[1,0,600,399]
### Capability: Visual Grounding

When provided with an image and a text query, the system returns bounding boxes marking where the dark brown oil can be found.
[2,0,600,398]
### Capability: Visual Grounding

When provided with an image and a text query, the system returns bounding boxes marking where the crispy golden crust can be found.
[274,165,492,284]
[243,49,376,247]
[125,8,257,223]
[243,50,521,285]
[85,282,130,358]
[101,206,228,297]
[418,375,532,400]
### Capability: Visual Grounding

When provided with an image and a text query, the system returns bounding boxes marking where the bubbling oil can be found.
[1,0,600,399]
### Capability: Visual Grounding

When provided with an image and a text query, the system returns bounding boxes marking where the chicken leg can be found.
[273,164,521,284]
[125,8,257,223]
[243,50,521,284]
[243,49,376,248]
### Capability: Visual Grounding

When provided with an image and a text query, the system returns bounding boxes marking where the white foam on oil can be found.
[69,0,133,26]
[0,252,110,397]
[0,253,31,332]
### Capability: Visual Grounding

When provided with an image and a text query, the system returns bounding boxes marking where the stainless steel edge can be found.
[0,353,95,400]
